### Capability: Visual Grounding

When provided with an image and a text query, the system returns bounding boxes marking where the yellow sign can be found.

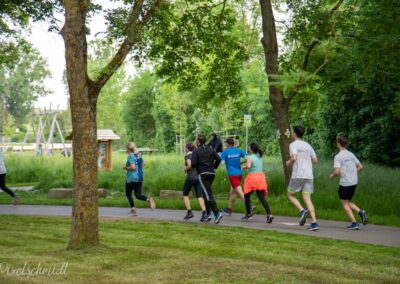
[244,114,252,127]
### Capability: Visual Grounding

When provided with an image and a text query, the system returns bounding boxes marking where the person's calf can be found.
[302,194,316,223]
[287,192,304,211]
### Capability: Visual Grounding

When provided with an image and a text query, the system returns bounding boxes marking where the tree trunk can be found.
[62,0,99,248]
[259,0,292,186]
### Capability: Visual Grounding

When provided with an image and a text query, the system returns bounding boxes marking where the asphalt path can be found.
[1,205,399,248]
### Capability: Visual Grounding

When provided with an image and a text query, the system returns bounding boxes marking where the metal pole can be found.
[245,126,248,151]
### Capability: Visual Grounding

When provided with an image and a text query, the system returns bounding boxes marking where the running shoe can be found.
[347,222,360,230]
[359,210,368,226]
[205,213,212,222]
[299,209,309,226]
[214,212,223,224]
[148,197,156,210]
[266,215,274,223]
[129,209,137,216]
[184,211,194,220]
[200,212,207,222]
[13,196,20,207]
[307,222,320,231]
[222,208,232,216]
[241,215,253,221]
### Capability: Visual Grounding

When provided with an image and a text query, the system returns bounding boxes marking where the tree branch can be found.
[302,0,344,71]
[288,55,329,104]
[288,0,344,103]
[90,0,164,96]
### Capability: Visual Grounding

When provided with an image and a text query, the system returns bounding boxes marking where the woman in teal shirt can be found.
[124,142,155,215]
[243,143,273,223]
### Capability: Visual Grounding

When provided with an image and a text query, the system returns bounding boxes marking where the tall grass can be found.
[3,152,400,218]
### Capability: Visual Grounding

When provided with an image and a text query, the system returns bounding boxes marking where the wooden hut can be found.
[66,129,120,171]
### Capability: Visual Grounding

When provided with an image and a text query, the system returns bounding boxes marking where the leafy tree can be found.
[321,0,400,166]
[258,0,345,185]
[88,40,126,138]
[62,0,165,248]
[0,0,62,67]
[123,71,157,147]
[0,45,50,128]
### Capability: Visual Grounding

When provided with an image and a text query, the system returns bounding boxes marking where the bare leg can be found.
[341,200,357,223]
[235,186,245,202]
[302,194,316,223]
[197,197,206,211]
[287,192,304,211]
[349,202,361,213]
[228,187,236,209]
[183,196,191,211]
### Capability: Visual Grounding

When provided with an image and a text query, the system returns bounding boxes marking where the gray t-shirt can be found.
[0,152,7,174]
[289,140,316,180]
[334,149,360,186]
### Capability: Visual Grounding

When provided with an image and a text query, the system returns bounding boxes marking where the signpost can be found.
[244,114,252,151]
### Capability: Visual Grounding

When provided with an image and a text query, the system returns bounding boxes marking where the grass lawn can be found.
[0,216,399,284]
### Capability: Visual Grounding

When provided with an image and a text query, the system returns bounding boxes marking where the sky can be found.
[27,2,287,112]
[27,1,119,111]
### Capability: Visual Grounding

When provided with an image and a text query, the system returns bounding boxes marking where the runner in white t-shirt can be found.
[286,126,319,231]
[330,136,368,230]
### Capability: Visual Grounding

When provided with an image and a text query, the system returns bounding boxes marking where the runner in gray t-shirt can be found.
[330,136,368,230]
[286,126,319,231]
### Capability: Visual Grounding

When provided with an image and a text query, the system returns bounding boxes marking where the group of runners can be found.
[0,125,368,231]
[124,125,368,231]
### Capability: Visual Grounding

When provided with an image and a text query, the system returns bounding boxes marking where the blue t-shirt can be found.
[221,147,247,176]
[248,154,263,173]
[134,153,144,182]
[126,154,139,183]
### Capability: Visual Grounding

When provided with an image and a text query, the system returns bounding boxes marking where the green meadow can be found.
[0,216,399,284]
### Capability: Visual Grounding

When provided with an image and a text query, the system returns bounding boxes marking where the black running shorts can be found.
[182,178,202,198]
[338,185,357,200]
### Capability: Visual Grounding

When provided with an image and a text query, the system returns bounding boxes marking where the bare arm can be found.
[286,154,297,167]
[356,163,363,172]
[185,159,192,172]
[124,164,135,171]
[329,167,340,179]
[311,157,318,164]
[243,159,252,170]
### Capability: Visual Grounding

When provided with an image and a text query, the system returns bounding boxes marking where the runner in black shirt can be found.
[191,134,223,224]
[182,143,207,220]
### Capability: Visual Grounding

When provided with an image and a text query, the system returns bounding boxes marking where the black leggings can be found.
[245,190,271,215]
[125,182,148,208]
[0,174,14,198]
[199,173,219,215]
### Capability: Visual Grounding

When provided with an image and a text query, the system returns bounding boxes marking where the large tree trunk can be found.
[62,0,99,248]
[259,0,292,186]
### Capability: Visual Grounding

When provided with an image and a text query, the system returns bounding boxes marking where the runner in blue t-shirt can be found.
[220,138,248,215]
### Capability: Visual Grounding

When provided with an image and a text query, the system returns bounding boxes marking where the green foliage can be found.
[0,0,62,67]
[320,0,400,166]
[148,0,247,102]
[88,40,126,142]
[123,71,158,148]
[0,45,51,127]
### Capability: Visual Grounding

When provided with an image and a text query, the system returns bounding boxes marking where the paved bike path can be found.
[1,205,399,248]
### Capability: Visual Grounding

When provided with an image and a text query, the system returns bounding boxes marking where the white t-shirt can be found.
[290,140,316,179]
[334,149,360,186]
[0,152,6,174]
